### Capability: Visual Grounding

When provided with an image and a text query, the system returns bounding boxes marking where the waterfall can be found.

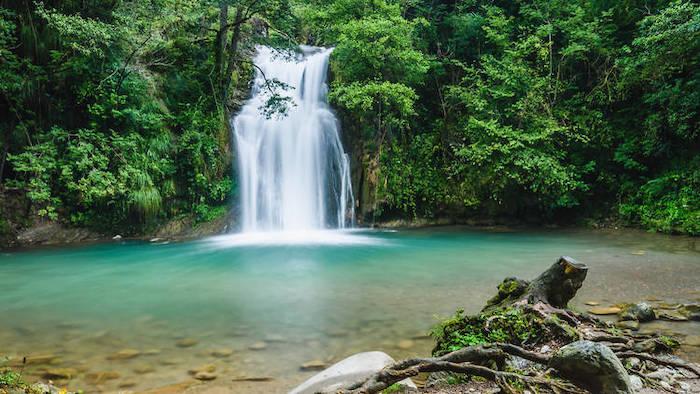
[232,46,355,233]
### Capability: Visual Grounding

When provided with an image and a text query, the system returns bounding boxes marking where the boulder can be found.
[549,340,632,394]
[619,303,655,322]
[288,351,416,394]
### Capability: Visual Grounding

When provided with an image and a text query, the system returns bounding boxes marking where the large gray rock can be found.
[289,351,416,394]
[550,340,632,394]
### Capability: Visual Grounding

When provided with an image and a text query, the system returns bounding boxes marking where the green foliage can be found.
[332,15,429,85]
[1,0,258,234]
[619,163,700,235]
[378,134,453,217]
[381,383,404,394]
[0,369,23,387]
[2,0,700,236]
[315,0,700,232]
[431,307,555,356]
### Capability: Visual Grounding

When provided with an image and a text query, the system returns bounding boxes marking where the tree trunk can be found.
[483,256,588,312]
[0,127,9,184]
[214,1,228,84]
[0,144,7,184]
[526,256,588,308]
[221,6,244,107]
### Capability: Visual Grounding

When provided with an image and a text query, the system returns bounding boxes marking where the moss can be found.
[658,336,680,350]
[484,277,529,310]
[544,315,579,341]
[381,383,404,393]
[431,306,551,356]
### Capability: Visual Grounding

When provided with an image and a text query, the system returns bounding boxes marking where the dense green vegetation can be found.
[0,0,292,236]
[1,0,698,239]
[311,0,699,234]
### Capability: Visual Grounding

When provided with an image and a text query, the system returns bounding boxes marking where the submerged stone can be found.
[211,348,234,358]
[42,368,77,380]
[397,339,415,350]
[107,348,141,360]
[265,334,286,343]
[175,338,198,348]
[134,365,155,374]
[683,335,700,347]
[249,341,267,350]
[300,360,327,371]
[119,380,138,388]
[615,320,640,331]
[159,358,181,366]
[589,306,622,315]
[679,303,700,321]
[188,364,216,375]
[85,371,120,384]
[194,371,217,381]
[232,375,273,382]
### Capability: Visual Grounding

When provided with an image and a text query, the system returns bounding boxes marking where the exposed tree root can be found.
[340,344,581,394]
[616,351,700,377]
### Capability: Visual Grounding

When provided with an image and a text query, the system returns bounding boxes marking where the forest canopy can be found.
[1,0,698,237]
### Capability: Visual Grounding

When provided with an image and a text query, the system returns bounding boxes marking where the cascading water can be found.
[232,46,355,233]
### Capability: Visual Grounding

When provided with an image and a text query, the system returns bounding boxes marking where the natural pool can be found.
[1,227,699,393]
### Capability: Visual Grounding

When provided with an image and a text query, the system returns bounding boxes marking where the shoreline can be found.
[4,217,699,252]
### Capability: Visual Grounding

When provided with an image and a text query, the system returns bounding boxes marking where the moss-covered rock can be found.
[430,306,577,356]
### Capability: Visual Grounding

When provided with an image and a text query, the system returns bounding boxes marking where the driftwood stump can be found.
[484,256,588,311]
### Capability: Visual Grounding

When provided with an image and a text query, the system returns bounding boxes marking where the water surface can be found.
[1,227,698,393]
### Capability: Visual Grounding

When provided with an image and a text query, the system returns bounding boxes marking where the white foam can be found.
[204,230,386,248]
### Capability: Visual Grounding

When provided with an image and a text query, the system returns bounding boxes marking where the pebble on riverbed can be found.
[249,341,267,350]
[615,320,640,331]
[300,360,327,371]
[211,348,234,357]
[85,371,120,384]
[397,339,415,350]
[42,368,77,380]
[106,349,141,360]
[588,306,621,315]
[232,375,274,382]
[188,364,216,375]
[194,371,217,381]
[133,365,155,374]
[119,380,138,388]
[175,338,198,348]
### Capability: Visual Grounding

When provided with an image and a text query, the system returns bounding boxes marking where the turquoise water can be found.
[1,227,699,393]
